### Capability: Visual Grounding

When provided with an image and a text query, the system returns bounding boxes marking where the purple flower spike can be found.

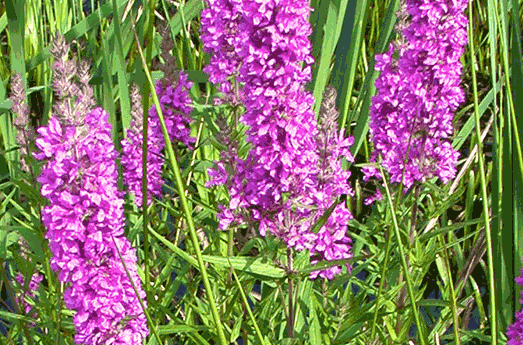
[122,71,194,208]
[365,0,468,190]
[121,116,164,208]
[202,1,355,279]
[152,72,195,148]
[35,107,148,345]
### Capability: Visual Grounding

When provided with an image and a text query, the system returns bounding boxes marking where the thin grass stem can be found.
[131,16,228,345]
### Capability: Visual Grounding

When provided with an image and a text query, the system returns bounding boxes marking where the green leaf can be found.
[203,255,285,279]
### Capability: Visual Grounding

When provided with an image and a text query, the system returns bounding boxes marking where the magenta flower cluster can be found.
[200,0,245,98]
[121,115,164,208]
[35,108,148,345]
[14,272,43,323]
[364,0,468,190]
[122,72,194,208]
[508,262,523,344]
[202,0,354,279]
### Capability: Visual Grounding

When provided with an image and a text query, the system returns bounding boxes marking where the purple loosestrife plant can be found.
[34,33,148,345]
[309,86,355,279]
[10,73,45,322]
[35,109,149,345]
[121,73,194,207]
[14,272,43,325]
[152,72,195,148]
[205,0,318,238]
[154,26,195,150]
[204,1,355,279]
[121,84,164,208]
[121,26,194,208]
[364,0,468,191]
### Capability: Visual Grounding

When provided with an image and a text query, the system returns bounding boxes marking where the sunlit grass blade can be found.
[310,0,345,116]
[467,3,498,344]
[131,14,228,344]
[331,0,370,130]
[345,0,399,158]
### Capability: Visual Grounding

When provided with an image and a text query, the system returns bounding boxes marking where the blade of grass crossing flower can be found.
[111,235,162,345]
[467,4,497,344]
[228,258,267,345]
[140,0,159,315]
[309,198,340,234]
[131,18,228,345]
[379,165,428,345]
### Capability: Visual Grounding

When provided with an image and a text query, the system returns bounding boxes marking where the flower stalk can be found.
[33,33,149,345]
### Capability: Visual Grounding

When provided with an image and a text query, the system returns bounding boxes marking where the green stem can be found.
[0,262,34,345]
[369,227,393,341]
[228,258,267,345]
[380,166,427,345]
[287,247,294,338]
[468,5,496,345]
[131,19,228,345]
[438,234,461,345]
[111,236,162,344]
